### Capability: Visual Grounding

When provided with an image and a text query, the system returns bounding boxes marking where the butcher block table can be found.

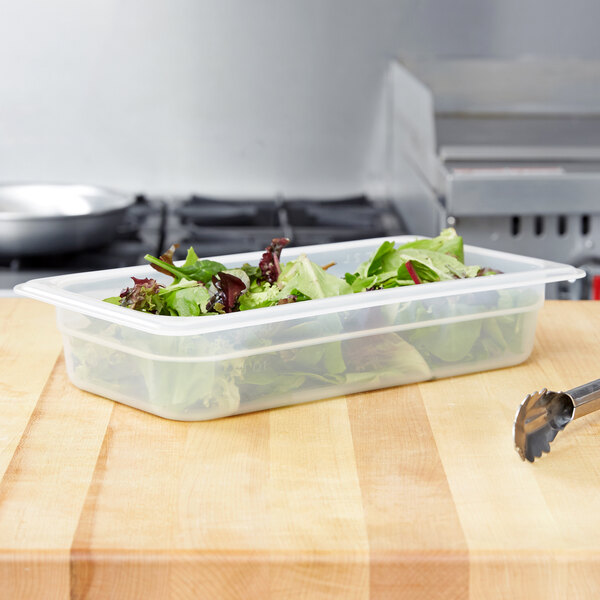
[3,298,600,599]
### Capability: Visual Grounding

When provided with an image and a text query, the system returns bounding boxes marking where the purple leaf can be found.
[259,238,290,283]
[207,272,247,313]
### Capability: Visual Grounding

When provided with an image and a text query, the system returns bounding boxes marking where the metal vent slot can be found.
[534,216,544,237]
[511,216,521,237]
[582,214,591,236]
[558,215,567,236]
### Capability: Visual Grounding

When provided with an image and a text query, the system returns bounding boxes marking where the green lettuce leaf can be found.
[162,284,211,316]
[396,227,465,262]
[239,254,352,310]
[347,229,480,292]
[278,254,352,299]
[238,283,281,311]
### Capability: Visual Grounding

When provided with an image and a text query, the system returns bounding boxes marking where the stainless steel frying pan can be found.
[0,184,135,256]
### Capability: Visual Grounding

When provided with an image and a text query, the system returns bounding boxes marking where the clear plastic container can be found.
[14,237,584,420]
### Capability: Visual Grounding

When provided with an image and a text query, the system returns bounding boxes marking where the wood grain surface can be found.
[2,298,600,599]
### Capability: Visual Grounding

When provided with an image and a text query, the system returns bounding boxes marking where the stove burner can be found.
[2,194,406,289]
[115,195,165,247]
[164,195,404,259]
[175,196,279,227]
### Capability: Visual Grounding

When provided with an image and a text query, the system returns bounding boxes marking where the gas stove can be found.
[0,195,406,292]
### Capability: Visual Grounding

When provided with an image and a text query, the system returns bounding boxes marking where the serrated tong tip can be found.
[514,379,600,462]
[514,389,552,462]
[514,387,576,462]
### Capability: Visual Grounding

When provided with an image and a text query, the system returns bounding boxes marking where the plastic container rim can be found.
[14,235,585,336]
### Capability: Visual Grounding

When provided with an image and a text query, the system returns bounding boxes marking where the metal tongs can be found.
[514,379,600,462]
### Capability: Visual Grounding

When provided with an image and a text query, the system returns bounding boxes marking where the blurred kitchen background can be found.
[2,0,600,297]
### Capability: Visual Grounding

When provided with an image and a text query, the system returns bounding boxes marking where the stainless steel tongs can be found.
[514,379,600,462]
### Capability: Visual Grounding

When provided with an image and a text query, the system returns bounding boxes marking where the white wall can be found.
[2,1,600,196]
[0,1,405,196]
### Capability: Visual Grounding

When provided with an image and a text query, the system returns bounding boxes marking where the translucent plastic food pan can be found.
[14,237,584,420]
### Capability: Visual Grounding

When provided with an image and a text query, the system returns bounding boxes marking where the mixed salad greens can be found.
[104,228,497,316]
[66,229,539,418]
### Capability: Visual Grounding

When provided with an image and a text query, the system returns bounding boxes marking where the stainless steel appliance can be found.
[390,63,600,299]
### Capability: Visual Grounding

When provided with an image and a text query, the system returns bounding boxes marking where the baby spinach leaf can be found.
[145,246,225,284]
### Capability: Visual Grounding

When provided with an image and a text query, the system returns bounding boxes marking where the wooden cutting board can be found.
[2,298,600,599]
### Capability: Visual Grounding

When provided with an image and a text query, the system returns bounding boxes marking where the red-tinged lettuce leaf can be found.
[259,237,289,283]
[160,243,179,264]
[149,243,180,277]
[404,260,422,284]
[207,272,247,313]
[119,277,164,312]
[477,267,503,276]
[276,294,298,305]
